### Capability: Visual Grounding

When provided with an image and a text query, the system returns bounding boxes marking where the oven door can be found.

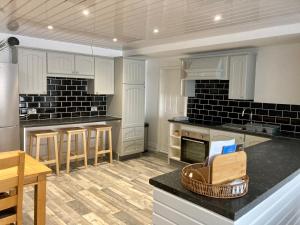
[181,137,209,164]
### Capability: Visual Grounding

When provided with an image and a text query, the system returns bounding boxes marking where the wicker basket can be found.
[181,163,249,199]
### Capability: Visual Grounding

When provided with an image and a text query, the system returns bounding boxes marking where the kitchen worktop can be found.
[150,126,300,220]
[20,116,121,128]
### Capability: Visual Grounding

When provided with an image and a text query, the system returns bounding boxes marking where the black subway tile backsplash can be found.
[187,80,300,135]
[19,77,106,120]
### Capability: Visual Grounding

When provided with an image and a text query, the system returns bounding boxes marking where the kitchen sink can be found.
[221,123,280,135]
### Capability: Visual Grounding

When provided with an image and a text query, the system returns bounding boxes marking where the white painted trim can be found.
[0,32,122,57]
[124,23,300,56]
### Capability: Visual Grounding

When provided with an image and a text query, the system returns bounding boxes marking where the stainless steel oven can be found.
[181,130,209,164]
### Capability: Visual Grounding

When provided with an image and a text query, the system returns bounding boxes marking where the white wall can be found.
[255,42,300,105]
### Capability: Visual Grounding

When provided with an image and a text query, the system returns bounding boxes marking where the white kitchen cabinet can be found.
[229,54,256,100]
[18,48,47,94]
[88,57,114,95]
[75,55,94,76]
[123,59,145,84]
[244,135,270,148]
[210,129,245,145]
[47,51,74,75]
[108,57,145,157]
[122,84,145,128]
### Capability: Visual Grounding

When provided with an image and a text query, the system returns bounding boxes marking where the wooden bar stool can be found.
[59,127,88,174]
[87,125,113,165]
[28,130,60,175]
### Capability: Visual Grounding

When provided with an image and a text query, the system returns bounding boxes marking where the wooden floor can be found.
[23,153,177,225]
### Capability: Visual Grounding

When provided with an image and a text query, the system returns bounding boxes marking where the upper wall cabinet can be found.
[18,48,47,95]
[123,59,145,84]
[47,52,94,78]
[229,54,256,100]
[47,52,74,75]
[88,57,114,95]
[75,55,94,76]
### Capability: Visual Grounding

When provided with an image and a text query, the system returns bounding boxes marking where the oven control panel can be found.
[181,130,210,141]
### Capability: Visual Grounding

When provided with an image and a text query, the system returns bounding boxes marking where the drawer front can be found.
[122,140,144,155]
[123,126,144,141]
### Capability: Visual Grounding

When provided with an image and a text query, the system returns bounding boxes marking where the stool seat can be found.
[59,127,86,133]
[28,130,60,175]
[30,130,59,137]
[86,125,113,165]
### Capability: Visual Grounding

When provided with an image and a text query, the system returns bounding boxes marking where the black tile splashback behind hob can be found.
[19,77,107,120]
[187,80,300,136]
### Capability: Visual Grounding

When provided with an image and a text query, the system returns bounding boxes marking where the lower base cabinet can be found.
[122,139,144,156]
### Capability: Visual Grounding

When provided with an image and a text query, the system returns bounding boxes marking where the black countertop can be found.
[150,122,300,220]
[20,116,121,128]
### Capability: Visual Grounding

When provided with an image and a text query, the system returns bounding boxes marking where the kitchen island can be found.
[150,133,300,225]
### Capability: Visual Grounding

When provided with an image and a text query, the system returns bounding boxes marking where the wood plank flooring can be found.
[23,153,177,225]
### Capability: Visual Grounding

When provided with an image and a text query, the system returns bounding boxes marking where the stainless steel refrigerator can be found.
[0,63,20,151]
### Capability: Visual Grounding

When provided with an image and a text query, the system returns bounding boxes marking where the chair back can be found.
[0,151,25,224]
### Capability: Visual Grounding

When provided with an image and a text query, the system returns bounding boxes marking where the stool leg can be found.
[47,137,51,161]
[82,132,88,169]
[75,134,79,167]
[59,133,64,166]
[94,130,99,166]
[108,128,113,163]
[28,135,32,156]
[36,137,40,161]
[53,135,60,176]
[87,129,91,160]
[66,134,71,174]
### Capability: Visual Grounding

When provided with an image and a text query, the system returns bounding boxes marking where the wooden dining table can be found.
[0,150,52,225]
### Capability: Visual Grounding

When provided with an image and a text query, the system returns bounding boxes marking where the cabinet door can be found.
[229,55,246,100]
[210,129,245,145]
[47,52,74,74]
[75,55,94,76]
[122,140,144,155]
[244,135,270,148]
[122,84,145,128]
[123,59,145,84]
[94,57,114,94]
[18,48,47,94]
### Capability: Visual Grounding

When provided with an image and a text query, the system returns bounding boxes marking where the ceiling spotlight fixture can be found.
[153,28,159,34]
[112,38,118,42]
[47,25,53,30]
[214,14,222,22]
[82,9,89,16]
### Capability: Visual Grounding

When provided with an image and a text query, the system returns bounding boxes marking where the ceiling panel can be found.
[0,0,299,50]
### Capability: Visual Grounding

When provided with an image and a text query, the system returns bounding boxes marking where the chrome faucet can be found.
[242,108,253,124]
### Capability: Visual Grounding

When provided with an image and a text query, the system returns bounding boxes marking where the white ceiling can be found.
[0,0,300,50]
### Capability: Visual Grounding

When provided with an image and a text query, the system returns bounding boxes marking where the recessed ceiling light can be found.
[82,9,89,16]
[153,28,159,34]
[214,14,222,22]
[112,38,118,42]
[47,25,53,30]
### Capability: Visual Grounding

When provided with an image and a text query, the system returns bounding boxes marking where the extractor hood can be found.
[182,56,229,80]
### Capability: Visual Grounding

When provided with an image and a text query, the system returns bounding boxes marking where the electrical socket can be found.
[91,106,98,112]
[27,108,37,114]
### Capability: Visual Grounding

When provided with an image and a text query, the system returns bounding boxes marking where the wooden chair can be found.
[0,151,25,225]
[59,127,88,174]
[86,125,113,165]
[28,130,60,175]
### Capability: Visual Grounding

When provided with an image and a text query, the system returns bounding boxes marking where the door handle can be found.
[182,138,205,144]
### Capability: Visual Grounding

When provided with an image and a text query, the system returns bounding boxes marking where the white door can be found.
[122,84,145,128]
[94,57,114,94]
[18,48,47,94]
[47,52,74,75]
[158,68,186,153]
[123,59,145,84]
[229,55,246,100]
[75,55,94,76]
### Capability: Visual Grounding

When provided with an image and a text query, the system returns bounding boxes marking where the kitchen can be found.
[0,1,300,225]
